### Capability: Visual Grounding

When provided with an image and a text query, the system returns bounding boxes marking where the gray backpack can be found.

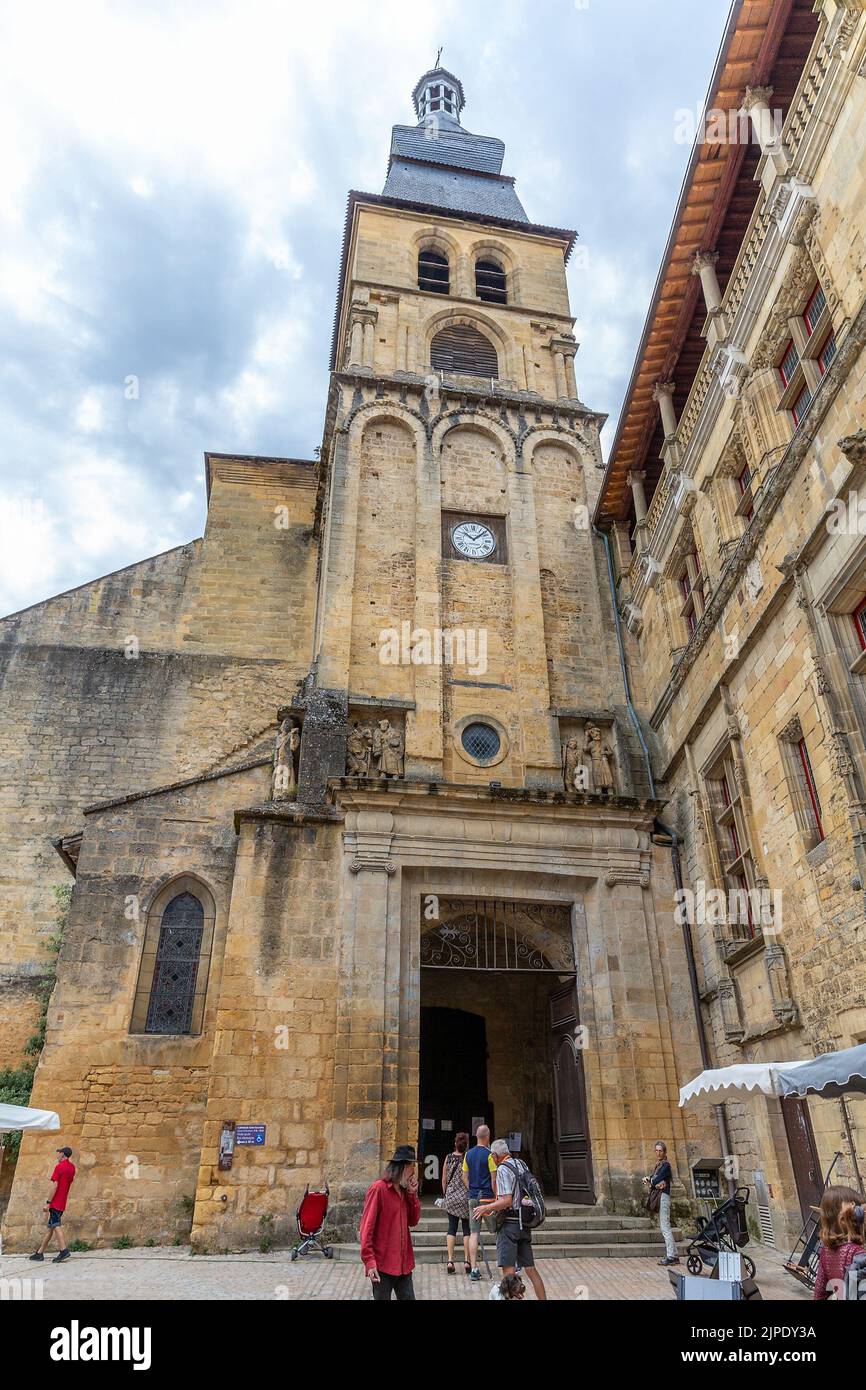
[501,1158,546,1230]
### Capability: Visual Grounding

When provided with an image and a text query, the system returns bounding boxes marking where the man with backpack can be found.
[472,1138,547,1300]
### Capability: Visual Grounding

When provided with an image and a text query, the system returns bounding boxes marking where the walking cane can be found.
[477,1215,493,1280]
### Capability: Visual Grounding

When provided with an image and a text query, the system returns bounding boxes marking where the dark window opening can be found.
[430,324,498,378]
[475,258,507,304]
[853,598,866,651]
[418,249,450,295]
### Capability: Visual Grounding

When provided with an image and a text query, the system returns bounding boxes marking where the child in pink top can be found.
[813,1185,864,1300]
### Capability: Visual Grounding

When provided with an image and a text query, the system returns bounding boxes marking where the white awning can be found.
[678,1060,810,1106]
[0,1103,61,1134]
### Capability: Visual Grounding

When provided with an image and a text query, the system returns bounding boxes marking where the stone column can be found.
[349,317,364,368]
[362,318,375,369]
[743,85,781,160]
[553,348,567,399]
[652,380,678,439]
[692,251,722,314]
[628,469,648,523]
[628,470,648,554]
[550,337,578,400]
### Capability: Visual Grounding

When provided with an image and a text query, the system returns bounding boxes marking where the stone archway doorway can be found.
[418,896,595,1204]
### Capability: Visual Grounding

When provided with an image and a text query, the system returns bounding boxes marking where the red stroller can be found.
[291,1183,334,1260]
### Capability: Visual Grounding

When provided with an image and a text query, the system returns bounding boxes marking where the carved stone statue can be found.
[561,737,581,793]
[272,716,300,801]
[346,720,372,777]
[583,722,615,794]
[373,718,404,778]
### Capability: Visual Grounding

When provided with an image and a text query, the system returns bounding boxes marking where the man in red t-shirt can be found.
[29,1146,76,1263]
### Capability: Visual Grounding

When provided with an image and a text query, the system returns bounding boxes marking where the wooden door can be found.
[549,983,595,1204]
[781,1096,824,1222]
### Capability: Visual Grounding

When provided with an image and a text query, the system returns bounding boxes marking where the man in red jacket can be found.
[360,1144,421,1300]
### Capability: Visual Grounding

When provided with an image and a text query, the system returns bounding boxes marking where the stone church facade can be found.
[7,0,864,1259]
[597,0,866,1252]
[1,63,714,1250]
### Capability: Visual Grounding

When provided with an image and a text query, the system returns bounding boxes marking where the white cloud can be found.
[0,0,730,613]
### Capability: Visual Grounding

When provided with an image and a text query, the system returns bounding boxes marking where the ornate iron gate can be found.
[420,897,574,972]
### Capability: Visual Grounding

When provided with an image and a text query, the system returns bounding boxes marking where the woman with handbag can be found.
[442,1131,472,1274]
[644,1140,679,1266]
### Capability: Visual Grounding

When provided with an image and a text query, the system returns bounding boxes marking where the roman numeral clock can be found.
[450,520,496,560]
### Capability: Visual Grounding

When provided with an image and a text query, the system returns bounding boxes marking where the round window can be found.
[461,722,501,763]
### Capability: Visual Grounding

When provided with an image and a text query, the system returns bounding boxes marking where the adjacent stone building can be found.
[596,0,866,1250]
[1,62,713,1249]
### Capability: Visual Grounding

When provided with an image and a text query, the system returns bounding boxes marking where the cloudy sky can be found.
[0,0,732,615]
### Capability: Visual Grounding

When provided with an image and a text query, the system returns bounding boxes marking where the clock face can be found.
[451,521,496,560]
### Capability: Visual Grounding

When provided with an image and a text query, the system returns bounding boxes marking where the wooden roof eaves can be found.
[598,0,748,510]
[596,0,799,525]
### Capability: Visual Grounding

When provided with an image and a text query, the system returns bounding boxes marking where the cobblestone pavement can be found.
[0,1245,811,1301]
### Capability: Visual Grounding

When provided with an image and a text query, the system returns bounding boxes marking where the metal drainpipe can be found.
[594,525,735,1184]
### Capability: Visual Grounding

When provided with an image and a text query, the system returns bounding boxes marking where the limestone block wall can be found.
[348,418,417,701]
[0,457,318,1063]
[1,765,266,1251]
[190,815,343,1252]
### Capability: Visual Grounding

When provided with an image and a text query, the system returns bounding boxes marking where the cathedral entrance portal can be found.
[418,898,594,1203]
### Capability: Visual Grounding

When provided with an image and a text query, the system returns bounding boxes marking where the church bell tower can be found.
[305,65,615,800]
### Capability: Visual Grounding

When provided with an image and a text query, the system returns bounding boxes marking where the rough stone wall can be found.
[2,765,267,1250]
[348,419,416,700]
[190,816,342,1252]
[0,459,317,1065]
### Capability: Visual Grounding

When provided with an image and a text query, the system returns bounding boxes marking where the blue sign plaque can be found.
[235,1124,267,1146]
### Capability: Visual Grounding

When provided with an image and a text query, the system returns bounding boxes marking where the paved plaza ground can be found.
[0,1243,811,1301]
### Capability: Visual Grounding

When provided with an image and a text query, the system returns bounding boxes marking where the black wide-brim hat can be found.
[389,1144,417,1165]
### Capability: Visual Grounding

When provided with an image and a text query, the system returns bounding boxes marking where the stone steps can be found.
[331,1205,681,1262]
[411,1225,679,1248]
[332,1240,675,1263]
[414,1213,659,1232]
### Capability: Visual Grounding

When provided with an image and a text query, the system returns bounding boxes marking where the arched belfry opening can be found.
[430,324,499,379]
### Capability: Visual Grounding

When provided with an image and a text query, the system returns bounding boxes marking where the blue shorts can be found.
[47,1207,63,1228]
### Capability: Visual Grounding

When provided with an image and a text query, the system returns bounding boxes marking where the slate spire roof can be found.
[382,67,528,223]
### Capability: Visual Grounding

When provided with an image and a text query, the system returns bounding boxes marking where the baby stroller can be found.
[685,1186,756,1279]
[290,1183,334,1260]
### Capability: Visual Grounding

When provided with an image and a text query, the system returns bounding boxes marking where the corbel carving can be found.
[839,430,866,466]
[778,714,803,743]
